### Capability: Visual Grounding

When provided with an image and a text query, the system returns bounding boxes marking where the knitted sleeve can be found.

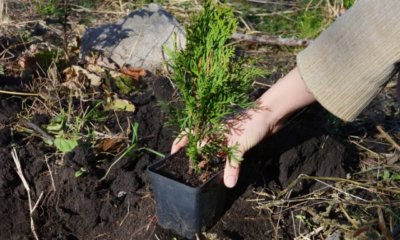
[297,0,400,121]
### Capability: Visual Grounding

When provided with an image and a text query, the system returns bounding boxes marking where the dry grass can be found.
[0,0,3,23]
[249,109,400,239]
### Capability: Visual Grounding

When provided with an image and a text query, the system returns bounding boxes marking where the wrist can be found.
[257,66,316,122]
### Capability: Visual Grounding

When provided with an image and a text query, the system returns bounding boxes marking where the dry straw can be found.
[0,0,3,23]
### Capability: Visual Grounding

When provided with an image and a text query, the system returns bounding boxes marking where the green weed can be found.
[99,122,164,181]
[114,75,133,94]
[74,167,87,177]
[235,0,356,39]
[342,0,356,9]
[35,0,63,18]
[380,169,400,181]
[46,102,106,153]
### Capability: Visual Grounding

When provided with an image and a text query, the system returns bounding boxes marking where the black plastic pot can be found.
[148,154,227,238]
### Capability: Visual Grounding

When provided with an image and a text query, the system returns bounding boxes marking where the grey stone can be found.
[325,230,341,240]
[80,4,186,72]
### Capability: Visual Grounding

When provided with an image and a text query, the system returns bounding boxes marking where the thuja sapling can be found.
[147,2,264,236]
[168,0,264,173]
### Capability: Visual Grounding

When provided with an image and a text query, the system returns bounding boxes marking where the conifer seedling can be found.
[168,0,264,173]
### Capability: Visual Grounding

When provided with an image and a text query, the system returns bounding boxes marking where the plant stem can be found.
[0,90,40,96]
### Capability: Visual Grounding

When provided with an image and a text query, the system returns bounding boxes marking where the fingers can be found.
[171,135,189,154]
[223,160,240,188]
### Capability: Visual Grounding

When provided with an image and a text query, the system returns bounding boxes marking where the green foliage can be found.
[54,136,79,153]
[35,0,63,17]
[35,49,67,71]
[114,75,135,95]
[168,0,264,171]
[74,167,87,178]
[341,0,356,9]
[46,110,78,152]
[126,122,165,159]
[296,10,327,39]
[256,5,329,38]
[295,214,313,229]
[74,0,97,9]
[237,0,356,39]
[99,122,164,181]
[113,74,147,96]
[135,0,167,7]
[45,102,106,153]
[380,169,400,181]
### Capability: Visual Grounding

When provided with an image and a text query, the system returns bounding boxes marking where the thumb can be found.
[224,160,240,188]
[171,135,189,154]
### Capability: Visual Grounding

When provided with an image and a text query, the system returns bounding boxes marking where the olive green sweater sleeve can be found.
[297,1,400,121]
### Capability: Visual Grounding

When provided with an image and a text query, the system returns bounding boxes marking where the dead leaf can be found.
[97,133,125,152]
[63,65,102,87]
[199,172,209,183]
[18,56,36,70]
[105,96,136,112]
[18,44,39,69]
[86,63,106,75]
[120,65,147,81]
[197,160,208,169]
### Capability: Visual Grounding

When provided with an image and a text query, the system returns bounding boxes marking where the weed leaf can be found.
[105,98,136,112]
[54,137,79,153]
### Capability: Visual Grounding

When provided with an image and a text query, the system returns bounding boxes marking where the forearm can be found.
[253,66,316,129]
[227,66,316,157]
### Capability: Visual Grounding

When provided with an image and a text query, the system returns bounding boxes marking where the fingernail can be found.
[225,175,237,188]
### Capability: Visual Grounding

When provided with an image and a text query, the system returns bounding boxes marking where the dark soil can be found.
[157,149,225,187]
[0,75,354,240]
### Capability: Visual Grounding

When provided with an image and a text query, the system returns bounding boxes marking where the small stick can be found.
[249,10,296,17]
[69,4,125,15]
[291,211,298,238]
[294,226,324,240]
[246,0,297,6]
[348,139,381,158]
[11,147,42,240]
[118,201,130,227]
[232,32,310,47]
[314,178,368,202]
[45,155,56,192]
[376,125,400,151]
[19,120,55,142]
[253,81,272,88]
[339,203,358,228]
[0,89,40,97]
[98,146,130,182]
[378,207,394,240]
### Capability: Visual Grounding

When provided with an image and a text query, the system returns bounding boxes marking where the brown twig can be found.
[19,120,55,142]
[232,32,310,47]
[0,89,40,97]
[45,155,56,192]
[339,203,358,228]
[378,207,394,240]
[376,124,400,151]
[118,201,130,227]
[11,148,43,240]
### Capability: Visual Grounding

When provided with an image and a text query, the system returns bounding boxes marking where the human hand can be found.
[171,67,316,188]
[170,108,282,188]
[223,108,282,188]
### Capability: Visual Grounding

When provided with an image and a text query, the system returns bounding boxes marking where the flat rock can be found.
[80,4,186,72]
